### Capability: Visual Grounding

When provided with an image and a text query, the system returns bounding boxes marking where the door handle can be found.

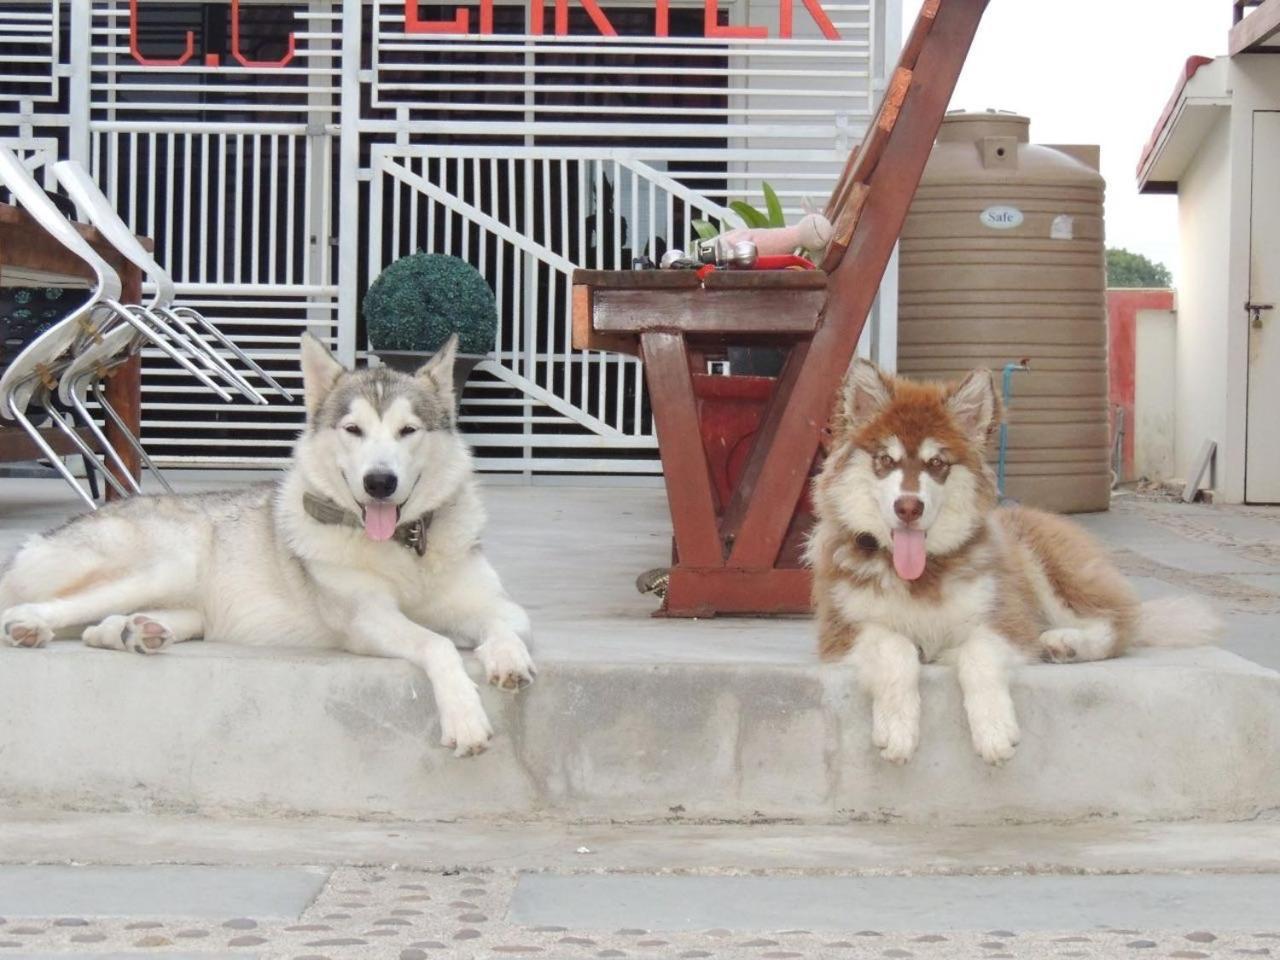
[1246,301,1274,328]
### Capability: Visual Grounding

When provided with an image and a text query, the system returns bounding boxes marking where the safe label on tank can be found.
[979,205,1024,229]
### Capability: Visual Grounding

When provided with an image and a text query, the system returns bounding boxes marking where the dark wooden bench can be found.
[572,0,988,616]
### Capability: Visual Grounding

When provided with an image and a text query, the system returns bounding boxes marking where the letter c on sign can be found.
[231,0,297,68]
[129,0,195,67]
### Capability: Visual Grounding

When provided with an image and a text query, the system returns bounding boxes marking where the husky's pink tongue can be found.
[891,528,927,580]
[363,501,399,541]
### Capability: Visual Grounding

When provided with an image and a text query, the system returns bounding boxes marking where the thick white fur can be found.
[815,361,1219,768]
[0,336,535,757]
[1135,595,1222,648]
[812,360,1020,765]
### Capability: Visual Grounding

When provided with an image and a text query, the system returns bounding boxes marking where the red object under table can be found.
[570,0,989,617]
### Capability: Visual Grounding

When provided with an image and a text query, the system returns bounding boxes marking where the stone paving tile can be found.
[0,866,1274,959]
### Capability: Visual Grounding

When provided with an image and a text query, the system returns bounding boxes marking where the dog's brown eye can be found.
[343,424,362,437]
[876,453,896,470]
[399,425,419,438]
[928,456,946,470]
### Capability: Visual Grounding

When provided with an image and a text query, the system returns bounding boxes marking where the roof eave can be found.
[1137,58,1231,194]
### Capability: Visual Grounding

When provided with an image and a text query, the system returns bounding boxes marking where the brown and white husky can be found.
[806,359,1218,766]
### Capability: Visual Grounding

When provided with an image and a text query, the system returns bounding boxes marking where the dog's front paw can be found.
[871,703,919,765]
[970,709,1021,765]
[1,607,53,648]
[83,614,173,655]
[1039,628,1082,663]
[435,673,493,757]
[476,636,536,692]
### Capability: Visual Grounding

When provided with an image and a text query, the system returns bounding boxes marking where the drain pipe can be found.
[997,359,1030,499]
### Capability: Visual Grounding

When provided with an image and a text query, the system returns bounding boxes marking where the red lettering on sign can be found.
[231,0,296,67]
[530,0,616,36]
[129,0,194,66]
[555,0,617,36]
[704,0,767,38]
[655,0,669,36]
[778,0,840,39]
[405,0,470,34]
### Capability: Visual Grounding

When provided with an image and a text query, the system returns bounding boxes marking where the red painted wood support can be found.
[572,0,989,616]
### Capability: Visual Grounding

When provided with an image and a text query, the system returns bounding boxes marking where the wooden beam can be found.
[662,566,812,618]
[639,331,724,568]
[0,425,100,463]
[1231,0,1280,53]
[726,0,990,570]
[593,288,825,336]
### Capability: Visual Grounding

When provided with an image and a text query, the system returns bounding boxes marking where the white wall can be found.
[1174,110,1231,491]
[1222,56,1280,501]
[1135,307,1177,481]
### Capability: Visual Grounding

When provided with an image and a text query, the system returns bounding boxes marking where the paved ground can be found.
[3,860,1280,959]
[1,474,1278,956]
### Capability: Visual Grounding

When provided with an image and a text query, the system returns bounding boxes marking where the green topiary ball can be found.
[363,252,498,355]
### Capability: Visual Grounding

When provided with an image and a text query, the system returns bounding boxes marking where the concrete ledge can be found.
[1,643,1278,824]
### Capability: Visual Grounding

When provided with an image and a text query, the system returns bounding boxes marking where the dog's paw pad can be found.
[83,614,171,654]
[477,640,536,693]
[1040,628,1084,663]
[2,610,53,648]
[125,615,173,654]
[440,711,493,758]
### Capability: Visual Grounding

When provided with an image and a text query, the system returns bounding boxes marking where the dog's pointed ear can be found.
[838,357,893,431]
[416,333,458,403]
[300,333,344,420]
[946,367,1001,443]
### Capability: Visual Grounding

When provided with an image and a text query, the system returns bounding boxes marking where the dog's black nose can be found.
[363,471,398,500]
[894,495,924,524]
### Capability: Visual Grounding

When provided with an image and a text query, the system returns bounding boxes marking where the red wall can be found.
[1106,289,1174,482]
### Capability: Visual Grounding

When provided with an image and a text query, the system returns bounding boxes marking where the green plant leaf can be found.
[690,218,720,241]
[762,182,785,228]
[729,201,769,229]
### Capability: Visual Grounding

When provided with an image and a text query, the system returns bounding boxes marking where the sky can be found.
[900,0,1228,281]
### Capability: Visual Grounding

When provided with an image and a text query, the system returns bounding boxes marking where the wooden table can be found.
[574,268,829,617]
[571,0,988,618]
[0,201,144,496]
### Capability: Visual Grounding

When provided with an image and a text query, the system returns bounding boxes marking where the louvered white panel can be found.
[2,0,897,473]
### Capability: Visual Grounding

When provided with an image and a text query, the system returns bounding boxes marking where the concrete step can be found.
[1,642,1277,824]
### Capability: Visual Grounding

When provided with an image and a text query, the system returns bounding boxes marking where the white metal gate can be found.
[1,0,898,472]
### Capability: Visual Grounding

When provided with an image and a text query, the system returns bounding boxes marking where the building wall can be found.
[1106,288,1174,482]
[1174,109,1231,492]
[1222,55,1280,501]
[1135,306,1178,481]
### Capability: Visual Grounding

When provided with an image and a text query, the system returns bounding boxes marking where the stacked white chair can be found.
[0,145,284,508]
[53,160,294,406]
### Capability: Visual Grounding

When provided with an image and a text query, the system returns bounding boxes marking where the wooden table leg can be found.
[102,353,142,499]
[639,330,723,569]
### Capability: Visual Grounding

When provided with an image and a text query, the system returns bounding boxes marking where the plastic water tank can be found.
[896,111,1110,513]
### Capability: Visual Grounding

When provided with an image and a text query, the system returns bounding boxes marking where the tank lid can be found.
[938,110,1030,144]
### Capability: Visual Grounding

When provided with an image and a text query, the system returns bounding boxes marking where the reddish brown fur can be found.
[812,365,1136,663]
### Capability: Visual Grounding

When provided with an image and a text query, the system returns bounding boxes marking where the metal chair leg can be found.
[157,307,268,404]
[44,406,131,500]
[101,301,234,402]
[65,372,144,495]
[8,395,96,511]
[173,306,295,402]
[90,379,173,494]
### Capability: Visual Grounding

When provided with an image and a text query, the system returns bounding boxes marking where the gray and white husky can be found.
[0,334,535,757]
